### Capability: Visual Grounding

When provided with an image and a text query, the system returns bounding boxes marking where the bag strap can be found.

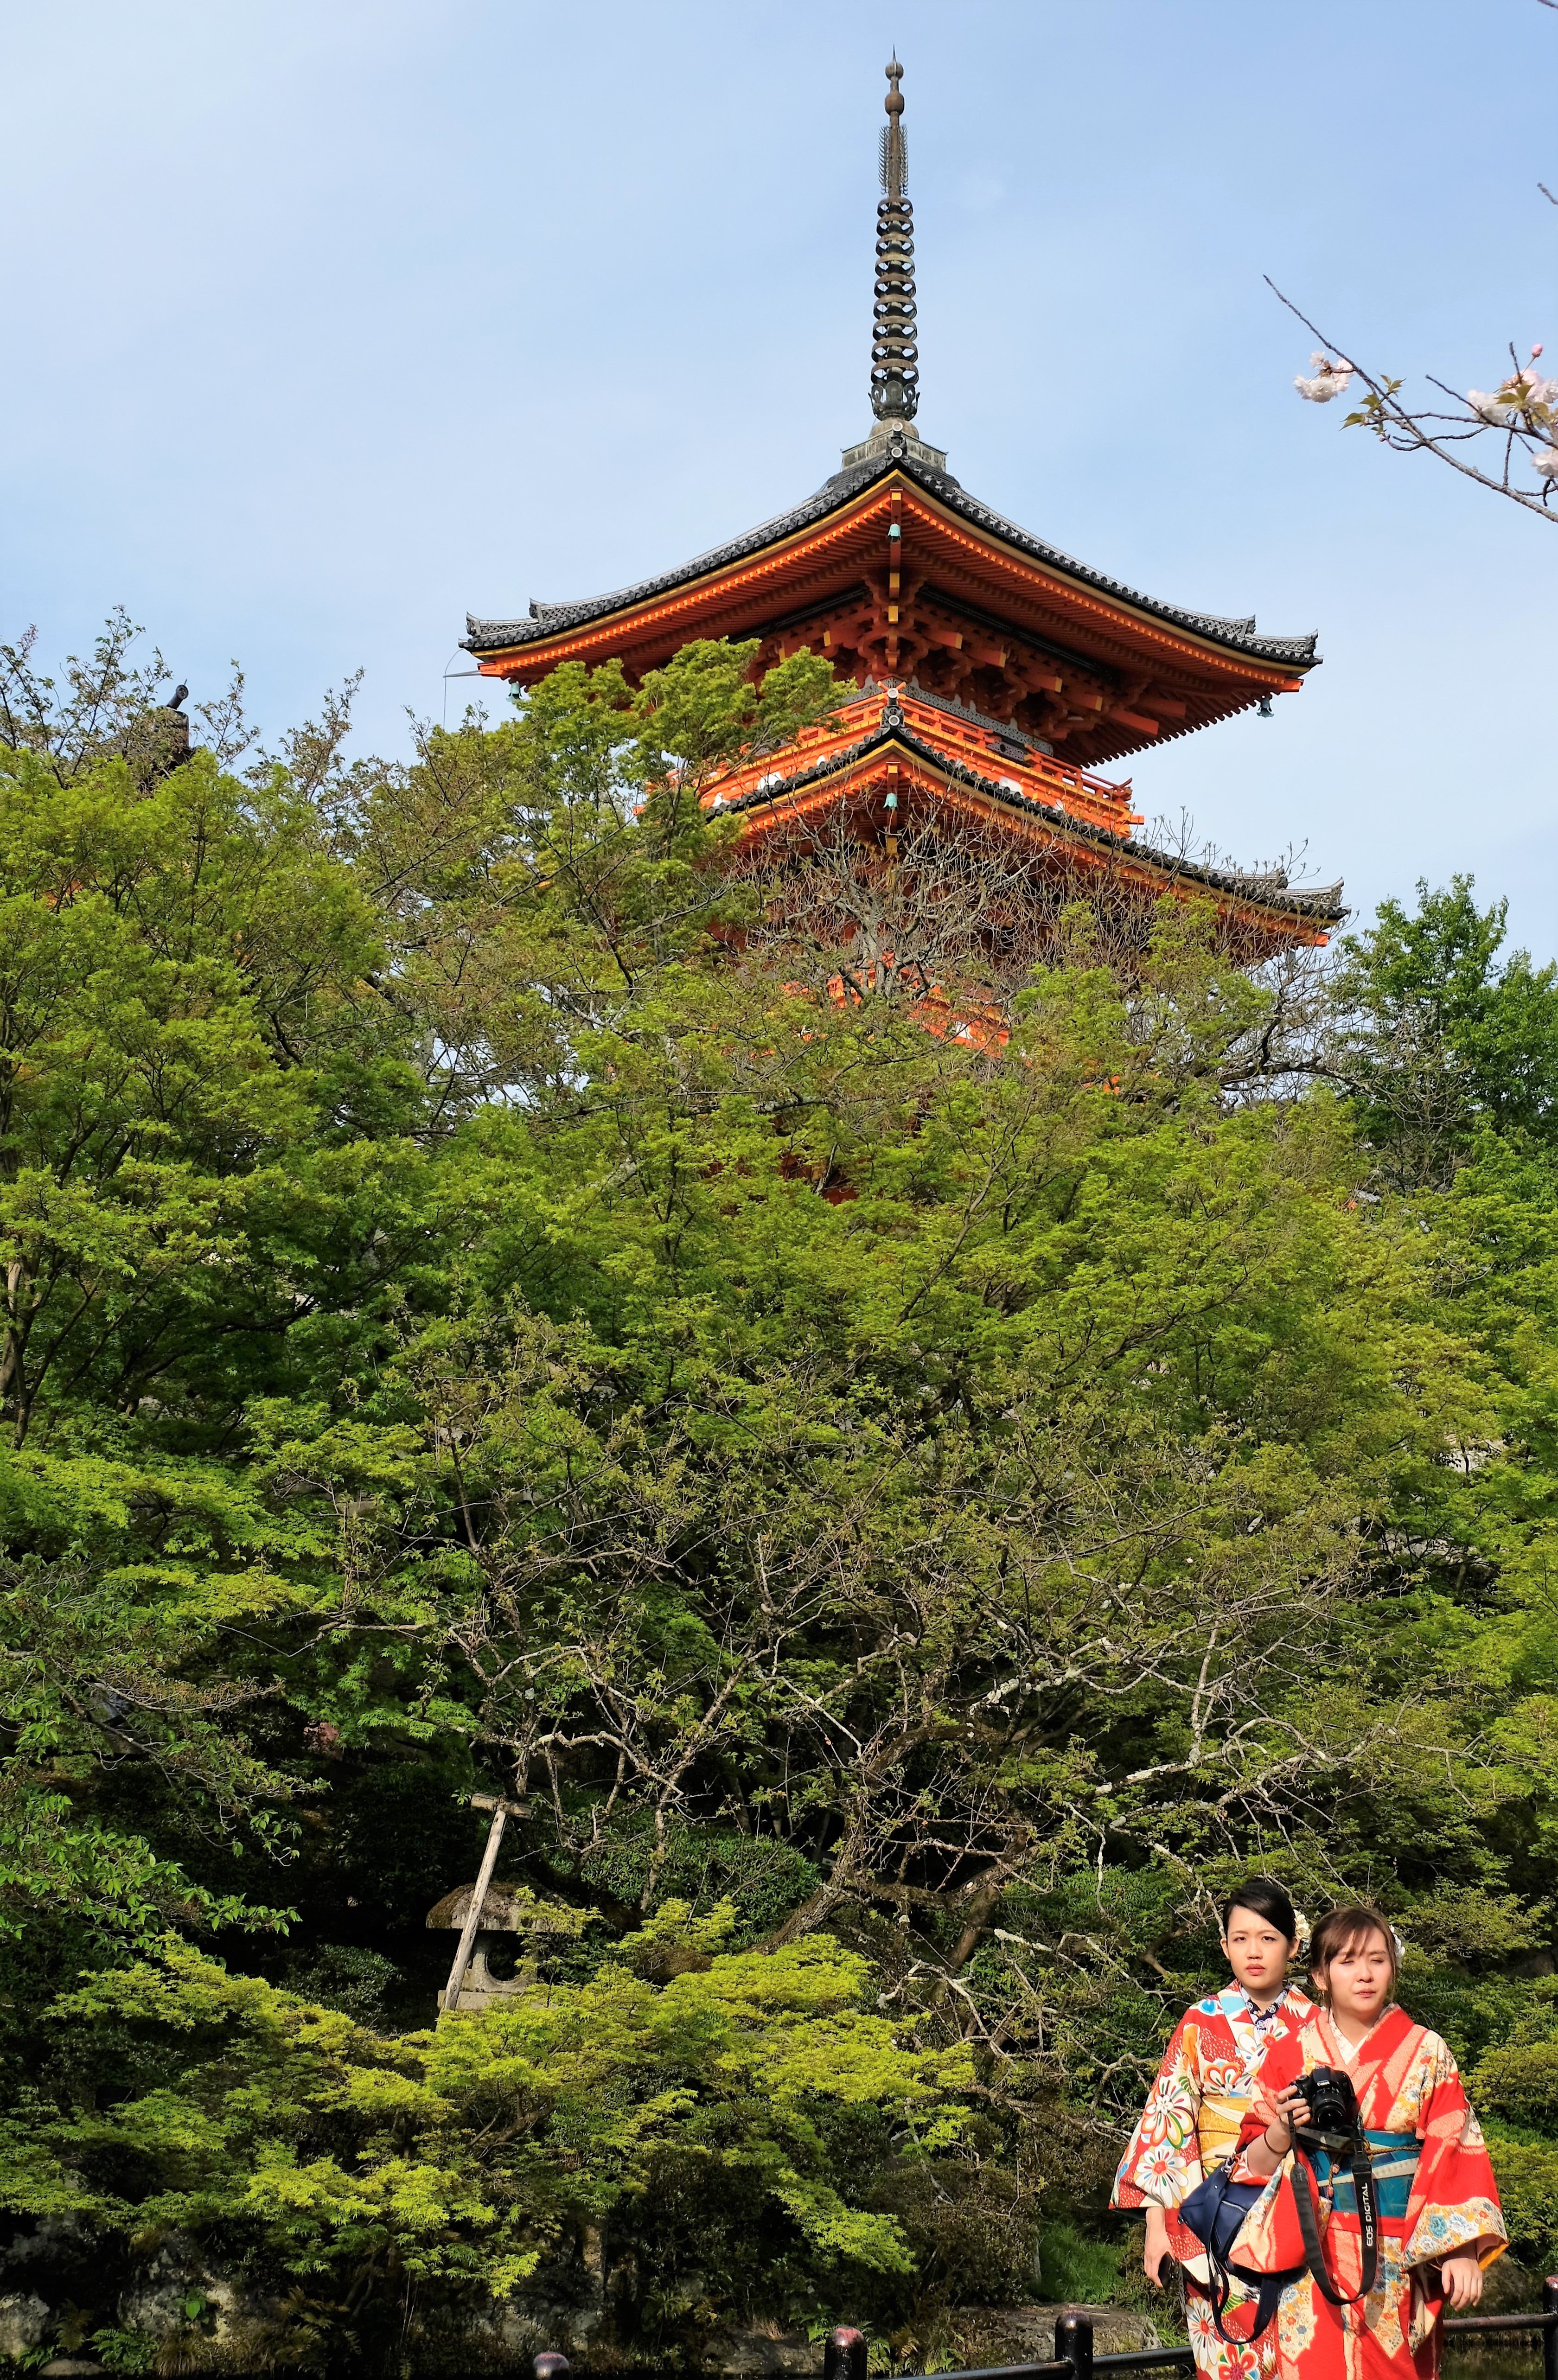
[1205,2244,1285,2346]
[1196,2168,1242,2343]
[1196,2168,1286,2347]
[1200,2134,1380,2343]
[1289,2137,1379,2308]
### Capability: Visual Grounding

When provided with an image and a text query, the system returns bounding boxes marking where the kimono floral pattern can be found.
[1186,2286,1279,2380]
[1113,1985,1314,2380]
[1230,2003,1506,2380]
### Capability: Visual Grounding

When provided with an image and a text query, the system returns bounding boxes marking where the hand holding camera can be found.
[1258,2066,1361,2155]
[1256,2082,1313,2152]
[1292,2066,1363,2149]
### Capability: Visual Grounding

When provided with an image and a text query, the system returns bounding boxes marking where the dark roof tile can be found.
[466,448,1319,670]
[717,703,1345,922]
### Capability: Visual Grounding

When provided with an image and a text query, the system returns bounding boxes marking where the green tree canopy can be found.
[5,628,1558,2369]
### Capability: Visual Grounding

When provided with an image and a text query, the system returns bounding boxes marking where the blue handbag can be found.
[1178,2132,1382,2343]
[1178,2163,1285,2338]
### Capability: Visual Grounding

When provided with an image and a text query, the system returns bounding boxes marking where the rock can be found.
[118,2249,245,2345]
[719,2304,1165,2378]
[0,2296,50,2359]
[938,2303,1162,2366]
[0,2215,92,2275]
[205,2278,243,2342]
[489,2303,552,2362]
[117,2279,189,2339]
[719,2327,818,2377]
[633,1940,715,1983]
[39,2363,106,2377]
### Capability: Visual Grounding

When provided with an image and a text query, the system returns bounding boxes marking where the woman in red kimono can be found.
[1233,1903,1506,2380]
[1113,1880,1314,2380]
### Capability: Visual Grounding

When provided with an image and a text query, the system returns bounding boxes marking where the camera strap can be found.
[1185,2122,1380,2345]
[1289,2133,1379,2308]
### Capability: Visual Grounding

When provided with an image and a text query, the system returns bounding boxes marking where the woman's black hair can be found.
[1220,1877,1298,1943]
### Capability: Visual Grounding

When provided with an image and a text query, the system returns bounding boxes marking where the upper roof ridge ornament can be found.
[871,57,916,424]
[881,59,907,204]
[840,60,950,473]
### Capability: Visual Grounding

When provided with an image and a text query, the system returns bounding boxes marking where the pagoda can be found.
[465,62,1342,965]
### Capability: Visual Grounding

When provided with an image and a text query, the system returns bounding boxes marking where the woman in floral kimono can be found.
[1232,1903,1506,2380]
[1113,1880,1314,2380]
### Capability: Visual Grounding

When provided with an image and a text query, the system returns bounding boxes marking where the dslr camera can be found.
[1292,2065,1362,2150]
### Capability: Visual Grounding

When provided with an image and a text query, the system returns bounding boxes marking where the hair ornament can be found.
[1391,1926,1407,1964]
[1293,1908,1312,1956]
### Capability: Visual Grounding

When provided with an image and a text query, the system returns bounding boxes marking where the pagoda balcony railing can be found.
[702,688,1142,841]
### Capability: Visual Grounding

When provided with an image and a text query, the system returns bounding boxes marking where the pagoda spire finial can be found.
[869,56,919,423]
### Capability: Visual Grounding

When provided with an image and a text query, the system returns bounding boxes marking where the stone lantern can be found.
[427,1876,588,2012]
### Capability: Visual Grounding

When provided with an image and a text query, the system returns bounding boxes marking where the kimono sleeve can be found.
[1402,2036,1507,2274]
[1112,2012,1206,2213]
[1223,2030,1312,2277]
[1233,2029,1304,2161]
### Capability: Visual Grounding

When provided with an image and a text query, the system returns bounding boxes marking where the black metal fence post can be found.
[824,2326,868,2380]
[526,2292,1558,2380]
[1056,2311,1094,2380]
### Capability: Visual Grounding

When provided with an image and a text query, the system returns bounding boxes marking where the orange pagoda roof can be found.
[466,439,1320,777]
[464,58,1342,951]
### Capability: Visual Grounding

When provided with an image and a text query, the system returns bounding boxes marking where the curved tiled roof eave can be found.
[719,715,1346,924]
[465,451,1320,673]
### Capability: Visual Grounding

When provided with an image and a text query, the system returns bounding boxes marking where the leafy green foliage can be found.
[2,1914,968,2315]
[1334,876,1558,1184]
[5,626,1558,2360]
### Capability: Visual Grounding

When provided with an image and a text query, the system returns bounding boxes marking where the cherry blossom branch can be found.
[1268,279,1558,523]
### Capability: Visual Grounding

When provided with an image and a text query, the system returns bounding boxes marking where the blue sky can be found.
[4,0,1555,952]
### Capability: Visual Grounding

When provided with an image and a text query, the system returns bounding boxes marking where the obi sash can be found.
[1311,2129,1420,2220]
[1196,2089,1249,2173]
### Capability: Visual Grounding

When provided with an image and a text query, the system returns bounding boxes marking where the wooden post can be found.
[441,1792,527,2015]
